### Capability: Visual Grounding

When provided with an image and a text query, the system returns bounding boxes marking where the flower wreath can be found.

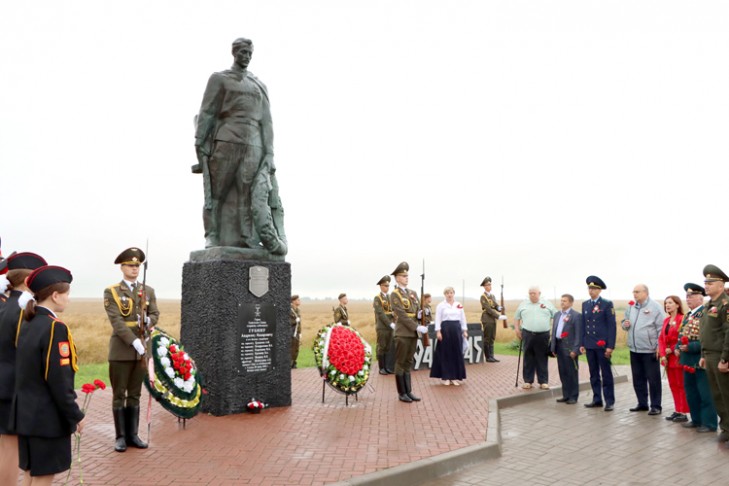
[313,323,372,394]
[143,328,204,419]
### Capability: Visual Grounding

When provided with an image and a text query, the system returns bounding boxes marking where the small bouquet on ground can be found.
[65,379,106,486]
[313,323,372,394]
[247,398,267,414]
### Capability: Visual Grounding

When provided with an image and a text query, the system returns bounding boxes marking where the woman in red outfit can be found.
[659,295,689,422]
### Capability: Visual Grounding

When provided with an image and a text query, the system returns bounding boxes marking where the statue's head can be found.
[232,38,254,69]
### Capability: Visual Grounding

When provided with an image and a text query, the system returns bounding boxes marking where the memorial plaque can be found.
[237,302,276,374]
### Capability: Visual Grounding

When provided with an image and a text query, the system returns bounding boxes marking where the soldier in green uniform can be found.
[678,283,717,433]
[373,276,395,375]
[333,293,350,326]
[104,247,159,452]
[480,277,504,363]
[390,262,429,403]
[290,295,301,369]
[698,264,729,443]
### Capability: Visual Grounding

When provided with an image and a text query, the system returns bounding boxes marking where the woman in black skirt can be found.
[0,252,47,485]
[430,286,468,385]
[11,265,85,485]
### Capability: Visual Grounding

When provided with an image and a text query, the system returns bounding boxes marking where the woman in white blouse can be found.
[430,286,468,385]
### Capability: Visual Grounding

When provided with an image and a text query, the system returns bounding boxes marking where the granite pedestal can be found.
[181,247,291,416]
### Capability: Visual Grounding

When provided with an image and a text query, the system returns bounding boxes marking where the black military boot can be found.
[486,345,499,362]
[124,406,148,449]
[404,373,421,402]
[112,407,127,452]
[378,355,388,375]
[396,374,412,403]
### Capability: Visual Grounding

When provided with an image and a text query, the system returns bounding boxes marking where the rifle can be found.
[137,242,150,369]
[419,260,430,348]
[191,115,213,210]
[500,276,508,329]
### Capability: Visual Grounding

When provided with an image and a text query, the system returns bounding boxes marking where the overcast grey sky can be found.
[2,1,728,302]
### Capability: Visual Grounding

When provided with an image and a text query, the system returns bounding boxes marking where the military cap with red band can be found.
[26,265,73,293]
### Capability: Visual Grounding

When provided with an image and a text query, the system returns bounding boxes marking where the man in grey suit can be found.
[550,294,582,404]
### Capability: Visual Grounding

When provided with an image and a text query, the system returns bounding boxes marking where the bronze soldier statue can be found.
[194,37,286,254]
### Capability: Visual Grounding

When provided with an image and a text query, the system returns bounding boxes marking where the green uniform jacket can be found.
[678,306,704,367]
[700,293,729,361]
[290,306,301,336]
[391,287,420,338]
[480,292,500,325]
[104,282,160,361]
[373,293,394,331]
[333,305,349,325]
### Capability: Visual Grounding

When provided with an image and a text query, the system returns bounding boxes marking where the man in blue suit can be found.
[580,276,616,411]
[550,294,582,404]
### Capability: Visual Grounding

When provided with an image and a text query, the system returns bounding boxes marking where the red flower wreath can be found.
[328,326,366,376]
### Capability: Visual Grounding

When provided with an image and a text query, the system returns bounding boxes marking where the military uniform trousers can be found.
[704,351,729,433]
[684,367,718,430]
[585,348,615,405]
[109,360,146,408]
[394,336,417,375]
[291,334,300,367]
[376,325,394,356]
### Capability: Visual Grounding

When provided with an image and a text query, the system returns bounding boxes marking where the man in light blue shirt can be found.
[515,286,557,389]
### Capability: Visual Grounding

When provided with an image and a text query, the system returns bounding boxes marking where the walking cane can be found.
[514,336,523,388]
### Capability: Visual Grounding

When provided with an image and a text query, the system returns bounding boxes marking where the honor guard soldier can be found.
[580,276,616,411]
[333,293,350,326]
[12,266,85,483]
[698,265,729,444]
[480,277,504,363]
[104,247,159,452]
[374,275,395,375]
[390,262,429,403]
[290,295,301,368]
[0,252,46,485]
[678,283,717,433]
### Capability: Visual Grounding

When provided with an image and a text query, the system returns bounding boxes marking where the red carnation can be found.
[81,383,96,394]
[596,340,606,347]
[681,336,689,345]
[560,332,569,339]
[93,379,107,390]
[628,300,635,306]
[169,344,177,353]
[688,367,696,374]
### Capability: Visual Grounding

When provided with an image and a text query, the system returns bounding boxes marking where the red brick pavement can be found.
[50,356,589,485]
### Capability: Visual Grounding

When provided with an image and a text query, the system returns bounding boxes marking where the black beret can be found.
[27,265,73,293]
[7,252,47,271]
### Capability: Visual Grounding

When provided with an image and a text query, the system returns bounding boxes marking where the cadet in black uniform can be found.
[0,252,47,486]
[11,265,85,484]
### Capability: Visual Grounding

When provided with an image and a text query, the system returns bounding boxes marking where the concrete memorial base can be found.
[181,247,291,416]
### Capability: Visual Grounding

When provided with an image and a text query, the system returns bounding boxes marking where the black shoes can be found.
[629,405,649,412]
[647,408,662,416]
[604,404,614,412]
[486,357,499,363]
[566,399,577,405]
[682,421,698,428]
[672,413,688,423]
[556,398,569,403]
[584,402,603,408]
[696,426,716,433]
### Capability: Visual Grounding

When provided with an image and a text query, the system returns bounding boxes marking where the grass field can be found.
[66,297,634,386]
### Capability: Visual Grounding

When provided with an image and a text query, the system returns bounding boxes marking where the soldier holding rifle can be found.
[104,247,159,452]
[480,277,507,363]
[390,262,429,403]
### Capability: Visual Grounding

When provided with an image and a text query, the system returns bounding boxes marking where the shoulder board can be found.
[106,283,122,291]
